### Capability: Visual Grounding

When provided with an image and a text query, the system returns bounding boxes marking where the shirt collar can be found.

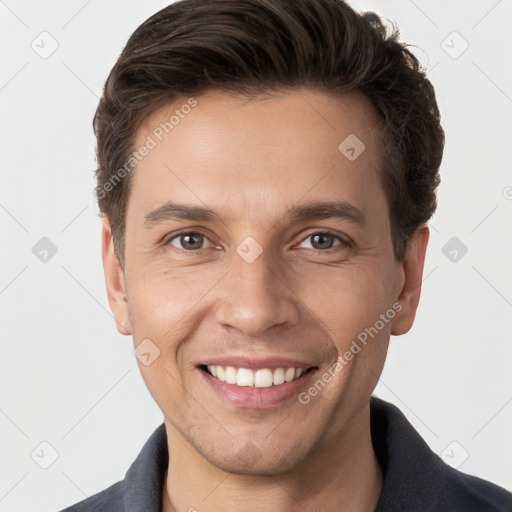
[121,396,453,511]
[370,396,449,511]
[124,421,168,511]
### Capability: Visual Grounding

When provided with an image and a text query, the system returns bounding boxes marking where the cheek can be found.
[298,261,395,353]
[126,261,224,339]
[127,270,198,409]
[125,263,229,406]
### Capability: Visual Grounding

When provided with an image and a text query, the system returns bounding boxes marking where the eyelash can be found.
[165,229,351,253]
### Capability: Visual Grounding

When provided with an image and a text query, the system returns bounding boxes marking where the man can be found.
[60,0,512,510]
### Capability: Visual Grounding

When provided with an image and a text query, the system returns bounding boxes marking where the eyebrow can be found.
[144,202,217,226]
[143,200,366,227]
[289,200,366,225]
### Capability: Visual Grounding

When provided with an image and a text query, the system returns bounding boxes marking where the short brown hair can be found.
[93,0,444,264]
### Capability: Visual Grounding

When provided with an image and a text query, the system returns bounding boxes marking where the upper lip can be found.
[199,356,316,370]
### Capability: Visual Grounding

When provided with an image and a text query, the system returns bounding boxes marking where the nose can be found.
[214,249,300,338]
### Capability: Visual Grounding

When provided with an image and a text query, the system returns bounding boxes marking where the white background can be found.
[1,1,511,510]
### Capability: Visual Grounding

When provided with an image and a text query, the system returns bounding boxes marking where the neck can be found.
[162,404,382,512]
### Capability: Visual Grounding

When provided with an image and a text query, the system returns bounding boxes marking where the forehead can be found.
[129,88,387,224]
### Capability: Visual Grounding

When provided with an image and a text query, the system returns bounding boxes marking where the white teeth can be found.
[273,367,285,385]
[225,366,237,384]
[237,368,254,387]
[216,366,226,382]
[255,369,273,388]
[205,365,308,387]
[284,368,295,382]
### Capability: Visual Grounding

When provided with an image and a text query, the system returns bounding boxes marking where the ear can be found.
[391,223,430,336]
[101,217,131,335]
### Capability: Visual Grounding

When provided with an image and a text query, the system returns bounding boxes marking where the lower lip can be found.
[198,367,317,409]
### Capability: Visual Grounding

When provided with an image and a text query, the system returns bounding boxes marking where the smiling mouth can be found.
[199,364,317,388]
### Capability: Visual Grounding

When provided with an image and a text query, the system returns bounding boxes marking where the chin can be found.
[200,440,312,476]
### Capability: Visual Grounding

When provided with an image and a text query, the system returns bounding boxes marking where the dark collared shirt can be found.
[58,396,512,511]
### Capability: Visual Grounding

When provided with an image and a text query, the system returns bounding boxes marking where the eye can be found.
[168,232,211,250]
[298,232,345,251]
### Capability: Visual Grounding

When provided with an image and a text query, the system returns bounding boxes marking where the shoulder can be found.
[55,423,167,512]
[438,465,512,511]
[370,396,512,512]
[57,480,124,512]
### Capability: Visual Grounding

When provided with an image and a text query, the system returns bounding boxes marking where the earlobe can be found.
[101,218,132,336]
[390,223,430,336]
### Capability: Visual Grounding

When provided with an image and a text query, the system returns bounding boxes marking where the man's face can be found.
[104,89,421,475]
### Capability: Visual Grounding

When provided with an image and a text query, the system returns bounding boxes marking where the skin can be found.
[102,88,429,512]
